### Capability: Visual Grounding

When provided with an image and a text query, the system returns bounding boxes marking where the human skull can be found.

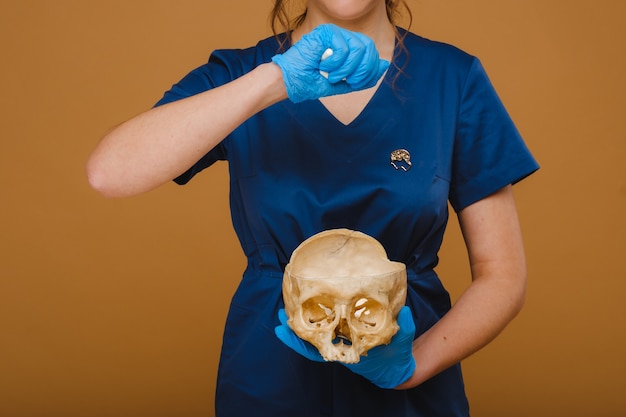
[282,229,407,364]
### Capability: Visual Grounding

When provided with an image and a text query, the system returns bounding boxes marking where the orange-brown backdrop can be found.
[1,1,624,416]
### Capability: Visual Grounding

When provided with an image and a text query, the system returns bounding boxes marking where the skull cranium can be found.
[282,229,407,363]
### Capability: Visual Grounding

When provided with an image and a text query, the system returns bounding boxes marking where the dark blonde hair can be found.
[270,0,413,65]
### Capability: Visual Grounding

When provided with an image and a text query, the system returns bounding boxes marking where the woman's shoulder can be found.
[207,35,282,75]
[154,35,280,104]
[400,28,476,67]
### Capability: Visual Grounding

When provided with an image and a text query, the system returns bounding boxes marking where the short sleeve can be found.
[153,52,238,184]
[449,58,539,212]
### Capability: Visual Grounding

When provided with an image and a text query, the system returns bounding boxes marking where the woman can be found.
[86,0,539,415]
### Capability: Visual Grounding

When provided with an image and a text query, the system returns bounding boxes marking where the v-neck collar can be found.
[315,70,389,127]
[280,67,401,163]
[288,63,396,130]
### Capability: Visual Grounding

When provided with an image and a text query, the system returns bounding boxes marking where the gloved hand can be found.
[343,306,416,389]
[275,306,417,389]
[275,309,326,362]
[271,23,390,103]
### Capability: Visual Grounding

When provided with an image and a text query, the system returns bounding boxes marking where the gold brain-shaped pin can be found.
[390,149,412,172]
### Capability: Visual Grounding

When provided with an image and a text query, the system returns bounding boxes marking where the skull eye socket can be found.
[351,297,383,328]
[301,297,335,328]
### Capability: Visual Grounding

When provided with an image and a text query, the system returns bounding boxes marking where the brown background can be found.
[1,1,625,416]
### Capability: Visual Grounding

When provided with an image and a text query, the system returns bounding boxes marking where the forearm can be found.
[397,186,527,389]
[396,271,526,389]
[86,63,286,198]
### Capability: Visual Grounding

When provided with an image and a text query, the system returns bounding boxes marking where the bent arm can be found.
[86,63,287,198]
[397,185,527,389]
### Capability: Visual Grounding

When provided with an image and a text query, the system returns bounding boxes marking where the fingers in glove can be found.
[275,310,326,362]
[396,306,416,338]
[321,35,366,83]
[342,33,379,88]
[319,29,388,90]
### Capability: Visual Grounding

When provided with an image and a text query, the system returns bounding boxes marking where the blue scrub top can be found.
[155,29,538,417]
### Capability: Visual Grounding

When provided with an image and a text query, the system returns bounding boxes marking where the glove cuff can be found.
[271,54,304,103]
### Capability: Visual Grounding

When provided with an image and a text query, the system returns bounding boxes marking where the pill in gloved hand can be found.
[319,48,333,79]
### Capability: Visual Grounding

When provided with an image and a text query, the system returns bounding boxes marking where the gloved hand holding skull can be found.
[275,229,416,389]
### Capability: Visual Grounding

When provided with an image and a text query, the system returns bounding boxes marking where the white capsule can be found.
[319,48,333,79]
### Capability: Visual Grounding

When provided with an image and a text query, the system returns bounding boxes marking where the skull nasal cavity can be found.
[335,318,352,340]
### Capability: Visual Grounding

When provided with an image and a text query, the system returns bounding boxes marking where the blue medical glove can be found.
[271,24,390,103]
[275,309,326,362]
[275,306,416,389]
[343,306,416,389]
